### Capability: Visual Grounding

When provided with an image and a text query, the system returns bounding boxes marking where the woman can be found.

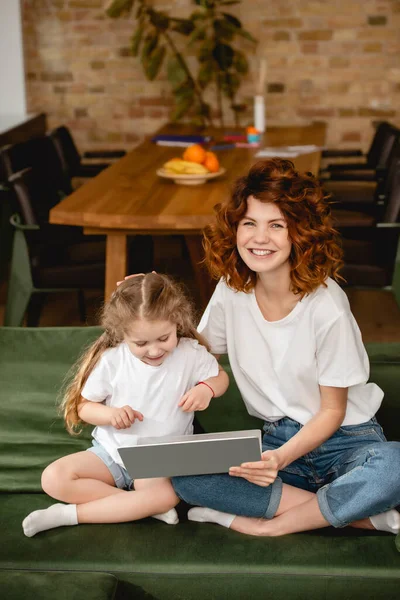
[171,158,400,536]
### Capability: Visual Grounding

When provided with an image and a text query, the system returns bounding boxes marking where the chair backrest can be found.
[8,167,61,226]
[374,124,398,170]
[382,136,400,223]
[49,126,81,179]
[0,136,70,195]
[366,121,392,167]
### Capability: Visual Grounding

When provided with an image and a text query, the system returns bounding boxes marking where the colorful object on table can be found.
[246,127,262,144]
[151,134,212,147]
[158,143,223,185]
[223,133,247,142]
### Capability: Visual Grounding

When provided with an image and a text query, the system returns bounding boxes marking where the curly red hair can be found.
[203,158,343,297]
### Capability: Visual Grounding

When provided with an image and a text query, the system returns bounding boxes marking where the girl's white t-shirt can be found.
[81,337,219,465]
[198,278,383,426]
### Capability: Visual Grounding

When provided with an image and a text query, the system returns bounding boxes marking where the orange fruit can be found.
[183,144,207,164]
[203,151,220,173]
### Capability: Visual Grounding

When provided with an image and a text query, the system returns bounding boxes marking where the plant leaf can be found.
[106,0,134,19]
[198,40,214,62]
[212,43,234,70]
[213,18,234,42]
[170,18,195,36]
[171,92,194,121]
[197,62,214,89]
[233,50,248,74]
[144,45,166,81]
[236,28,257,43]
[141,32,158,59]
[220,1,241,5]
[166,57,187,89]
[131,26,144,57]
[149,10,169,32]
[221,13,242,29]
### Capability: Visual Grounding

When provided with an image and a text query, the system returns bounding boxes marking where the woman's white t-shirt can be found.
[198,278,383,426]
[81,338,219,465]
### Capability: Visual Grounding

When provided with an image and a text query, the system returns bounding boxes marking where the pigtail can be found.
[60,332,114,435]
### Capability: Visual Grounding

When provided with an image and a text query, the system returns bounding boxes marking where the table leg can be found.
[184,235,216,310]
[105,233,127,299]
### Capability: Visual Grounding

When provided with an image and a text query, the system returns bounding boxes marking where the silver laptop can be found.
[118,429,262,479]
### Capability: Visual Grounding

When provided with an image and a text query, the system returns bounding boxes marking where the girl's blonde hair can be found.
[61,273,208,435]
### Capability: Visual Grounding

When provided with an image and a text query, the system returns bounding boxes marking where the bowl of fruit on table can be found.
[157,144,225,185]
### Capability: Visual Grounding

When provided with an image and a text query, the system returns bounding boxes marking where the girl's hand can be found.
[178,384,213,413]
[116,271,156,286]
[110,406,144,429]
[229,449,281,487]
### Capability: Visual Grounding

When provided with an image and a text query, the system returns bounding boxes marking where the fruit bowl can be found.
[156,167,226,186]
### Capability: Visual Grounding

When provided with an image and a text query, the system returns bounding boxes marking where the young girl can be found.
[171,158,400,537]
[23,273,228,537]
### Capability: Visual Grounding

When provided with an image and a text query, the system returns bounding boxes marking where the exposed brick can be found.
[41,72,73,82]
[75,108,89,118]
[267,83,285,93]
[363,42,382,52]
[273,31,291,41]
[301,42,319,54]
[89,86,105,93]
[342,131,361,142]
[125,133,141,144]
[117,47,132,57]
[297,108,335,118]
[90,61,105,70]
[339,108,356,117]
[262,18,303,27]
[54,85,67,93]
[358,107,396,117]
[129,108,146,118]
[329,57,350,68]
[298,30,333,41]
[138,97,173,107]
[149,109,165,118]
[368,15,387,26]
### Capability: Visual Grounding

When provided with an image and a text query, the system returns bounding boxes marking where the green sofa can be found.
[1,326,399,600]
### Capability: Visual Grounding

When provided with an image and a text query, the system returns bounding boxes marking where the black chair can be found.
[333,152,400,304]
[4,169,106,327]
[321,121,393,173]
[325,132,400,216]
[7,167,105,262]
[0,135,72,196]
[49,125,126,181]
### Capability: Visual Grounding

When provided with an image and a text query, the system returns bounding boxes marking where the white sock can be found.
[369,509,400,534]
[188,507,235,528]
[23,503,78,537]
[151,508,179,525]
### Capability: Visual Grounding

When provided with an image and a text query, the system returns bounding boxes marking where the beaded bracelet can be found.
[197,381,215,398]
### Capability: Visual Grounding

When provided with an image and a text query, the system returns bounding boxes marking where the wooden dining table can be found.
[49,122,326,304]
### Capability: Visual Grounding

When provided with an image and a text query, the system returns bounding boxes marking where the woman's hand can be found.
[178,384,213,412]
[229,449,282,487]
[110,406,144,429]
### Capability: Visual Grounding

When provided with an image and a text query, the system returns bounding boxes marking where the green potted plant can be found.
[106,0,257,127]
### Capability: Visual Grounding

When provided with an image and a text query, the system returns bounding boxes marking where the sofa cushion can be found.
[0,570,118,600]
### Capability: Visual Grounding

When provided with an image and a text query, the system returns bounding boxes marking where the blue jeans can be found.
[87,440,133,490]
[172,417,400,527]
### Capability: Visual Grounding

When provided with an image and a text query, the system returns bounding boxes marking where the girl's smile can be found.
[125,319,178,366]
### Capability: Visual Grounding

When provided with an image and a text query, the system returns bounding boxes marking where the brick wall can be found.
[22,0,400,153]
